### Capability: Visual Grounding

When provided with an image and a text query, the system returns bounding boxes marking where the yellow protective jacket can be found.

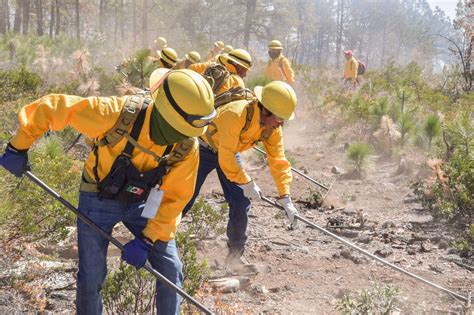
[202,100,292,196]
[189,61,245,95]
[343,57,359,82]
[10,94,199,242]
[264,55,295,85]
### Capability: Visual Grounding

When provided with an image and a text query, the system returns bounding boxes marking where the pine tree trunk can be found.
[243,0,256,50]
[0,0,6,34]
[5,0,10,31]
[35,0,43,36]
[119,0,124,40]
[13,0,22,33]
[54,0,59,35]
[336,0,344,68]
[141,0,149,47]
[22,0,29,34]
[132,0,136,46]
[99,0,105,35]
[48,0,54,38]
[75,0,80,41]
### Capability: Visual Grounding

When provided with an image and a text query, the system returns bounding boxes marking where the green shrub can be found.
[0,67,42,101]
[346,142,372,175]
[187,197,228,240]
[0,136,80,242]
[102,262,156,314]
[423,114,441,149]
[120,48,156,89]
[336,282,400,314]
[244,74,272,90]
[398,113,414,147]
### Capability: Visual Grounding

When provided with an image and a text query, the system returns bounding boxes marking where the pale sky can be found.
[426,0,458,20]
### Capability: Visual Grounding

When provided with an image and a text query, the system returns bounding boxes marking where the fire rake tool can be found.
[260,194,470,304]
[253,146,329,191]
[25,171,214,315]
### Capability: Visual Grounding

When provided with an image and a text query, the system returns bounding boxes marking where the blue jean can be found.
[182,145,251,254]
[76,191,182,315]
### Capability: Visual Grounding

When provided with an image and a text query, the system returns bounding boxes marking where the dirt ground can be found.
[0,93,472,314]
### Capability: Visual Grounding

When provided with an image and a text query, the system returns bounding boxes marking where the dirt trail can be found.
[197,106,472,314]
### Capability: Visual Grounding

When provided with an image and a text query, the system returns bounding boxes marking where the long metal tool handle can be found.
[253,146,329,191]
[260,195,469,303]
[25,171,214,315]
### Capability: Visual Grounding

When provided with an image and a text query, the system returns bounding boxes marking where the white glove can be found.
[239,180,262,200]
[277,196,298,227]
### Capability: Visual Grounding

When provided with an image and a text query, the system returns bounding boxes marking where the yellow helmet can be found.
[218,48,253,73]
[214,41,225,49]
[149,68,216,137]
[223,45,233,53]
[154,37,167,48]
[268,39,283,50]
[254,81,296,120]
[185,51,201,64]
[158,47,178,67]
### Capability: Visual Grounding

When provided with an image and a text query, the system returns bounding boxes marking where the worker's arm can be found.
[142,139,199,242]
[217,111,250,185]
[262,127,292,196]
[282,57,295,85]
[189,61,214,75]
[10,94,123,150]
[351,58,359,83]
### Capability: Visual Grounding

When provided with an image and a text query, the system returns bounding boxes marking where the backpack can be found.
[357,59,366,75]
[202,64,230,95]
[214,87,257,109]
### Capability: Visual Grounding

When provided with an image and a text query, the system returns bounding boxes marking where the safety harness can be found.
[80,94,194,203]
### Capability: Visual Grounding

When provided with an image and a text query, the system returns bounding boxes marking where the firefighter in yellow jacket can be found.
[190,48,253,95]
[0,69,216,315]
[264,40,295,85]
[182,81,299,267]
[343,50,359,87]
[174,51,201,70]
[206,40,225,61]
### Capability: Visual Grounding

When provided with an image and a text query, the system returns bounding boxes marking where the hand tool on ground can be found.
[253,146,329,190]
[260,194,470,304]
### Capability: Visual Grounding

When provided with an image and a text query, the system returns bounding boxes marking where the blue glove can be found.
[122,237,152,268]
[0,143,30,177]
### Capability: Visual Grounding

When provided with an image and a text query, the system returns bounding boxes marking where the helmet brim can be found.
[220,54,251,70]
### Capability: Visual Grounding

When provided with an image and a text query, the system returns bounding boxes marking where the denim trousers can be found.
[76,191,183,315]
[182,145,251,254]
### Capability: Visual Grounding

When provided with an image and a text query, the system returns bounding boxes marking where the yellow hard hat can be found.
[218,48,253,72]
[254,81,296,120]
[268,39,283,50]
[149,68,216,137]
[214,41,225,49]
[154,37,167,48]
[158,47,178,67]
[185,51,201,64]
[223,45,233,53]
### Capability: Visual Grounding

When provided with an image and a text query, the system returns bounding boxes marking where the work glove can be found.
[239,180,262,200]
[0,143,30,177]
[122,237,152,268]
[276,196,299,227]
